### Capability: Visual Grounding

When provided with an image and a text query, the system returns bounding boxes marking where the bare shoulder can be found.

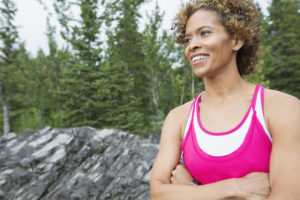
[264,88,300,112]
[164,100,194,139]
[264,88,300,137]
[168,100,193,119]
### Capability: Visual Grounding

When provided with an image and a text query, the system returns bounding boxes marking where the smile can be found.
[192,55,208,62]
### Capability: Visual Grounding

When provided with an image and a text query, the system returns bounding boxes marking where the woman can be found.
[150,0,300,199]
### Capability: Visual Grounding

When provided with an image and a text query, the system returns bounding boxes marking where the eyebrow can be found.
[184,26,214,37]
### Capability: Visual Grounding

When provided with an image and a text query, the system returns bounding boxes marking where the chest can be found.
[181,113,272,185]
[199,99,252,133]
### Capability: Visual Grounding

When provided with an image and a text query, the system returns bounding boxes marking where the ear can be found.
[232,35,244,51]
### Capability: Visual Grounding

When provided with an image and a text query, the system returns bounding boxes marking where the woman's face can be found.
[184,9,238,78]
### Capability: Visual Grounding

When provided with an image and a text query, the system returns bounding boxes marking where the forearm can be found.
[151,178,243,200]
[265,189,300,200]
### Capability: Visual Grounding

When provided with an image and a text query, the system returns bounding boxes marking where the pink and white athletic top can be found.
[181,84,272,184]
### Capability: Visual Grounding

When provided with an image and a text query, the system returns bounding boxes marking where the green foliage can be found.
[243,3,270,88]
[11,108,41,133]
[102,0,150,135]
[262,0,300,98]
[54,0,104,127]
[97,61,146,135]
[0,0,299,136]
[0,0,18,66]
[142,3,166,126]
[0,0,21,134]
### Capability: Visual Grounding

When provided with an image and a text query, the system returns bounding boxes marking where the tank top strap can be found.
[250,84,262,111]
[183,92,203,138]
[191,92,203,120]
[251,84,272,140]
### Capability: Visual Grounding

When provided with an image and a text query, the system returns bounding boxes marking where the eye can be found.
[200,30,211,37]
[184,38,191,45]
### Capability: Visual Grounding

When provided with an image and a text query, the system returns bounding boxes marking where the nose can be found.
[187,38,201,52]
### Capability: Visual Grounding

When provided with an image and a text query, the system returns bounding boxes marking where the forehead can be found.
[185,9,222,33]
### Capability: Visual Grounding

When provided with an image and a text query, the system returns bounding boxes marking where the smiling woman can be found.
[150,0,300,199]
[183,10,243,78]
[174,0,261,76]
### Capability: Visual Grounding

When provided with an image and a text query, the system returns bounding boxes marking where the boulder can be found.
[0,127,159,200]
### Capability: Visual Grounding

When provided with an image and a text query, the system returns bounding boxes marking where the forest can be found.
[0,0,299,136]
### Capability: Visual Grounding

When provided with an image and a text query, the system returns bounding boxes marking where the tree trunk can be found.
[180,80,185,105]
[166,70,172,111]
[191,68,195,98]
[0,81,10,135]
[39,108,44,129]
[151,69,160,120]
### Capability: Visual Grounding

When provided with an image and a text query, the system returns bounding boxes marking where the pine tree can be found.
[44,17,72,127]
[102,0,150,135]
[24,50,51,128]
[262,0,300,98]
[11,43,40,132]
[97,60,145,134]
[156,31,180,115]
[54,0,104,127]
[0,0,19,135]
[143,2,165,123]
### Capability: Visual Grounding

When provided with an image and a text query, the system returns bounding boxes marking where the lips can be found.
[192,55,209,62]
[191,54,209,64]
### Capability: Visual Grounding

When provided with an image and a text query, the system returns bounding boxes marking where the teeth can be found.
[192,55,208,62]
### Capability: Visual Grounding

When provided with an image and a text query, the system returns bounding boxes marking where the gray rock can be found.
[0,127,159,200]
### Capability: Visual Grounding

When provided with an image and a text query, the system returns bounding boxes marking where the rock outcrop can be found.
[0,127,159,200]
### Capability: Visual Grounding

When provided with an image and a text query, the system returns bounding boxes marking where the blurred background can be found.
[0,0,299,136]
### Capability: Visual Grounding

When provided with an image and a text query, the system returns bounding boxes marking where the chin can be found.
[193,68,207,78]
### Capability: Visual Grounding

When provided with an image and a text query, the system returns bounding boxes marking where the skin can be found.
[150,9,300,200]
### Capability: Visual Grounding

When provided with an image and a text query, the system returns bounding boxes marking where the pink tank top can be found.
[181,84,272,184]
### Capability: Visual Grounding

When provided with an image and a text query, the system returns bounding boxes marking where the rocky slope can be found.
[0,127,159,200]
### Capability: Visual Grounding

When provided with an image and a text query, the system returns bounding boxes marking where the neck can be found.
[202,67,250,102]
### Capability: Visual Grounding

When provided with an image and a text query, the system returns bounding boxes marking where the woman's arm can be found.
[150,106,270,200]
[264,91,300,200]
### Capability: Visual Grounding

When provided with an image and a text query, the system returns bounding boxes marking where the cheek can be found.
[184,48,189,59]
[205,38,221,50]
[208,37,233,56]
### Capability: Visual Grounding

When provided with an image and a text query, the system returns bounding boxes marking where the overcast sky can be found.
[14,0,270,56]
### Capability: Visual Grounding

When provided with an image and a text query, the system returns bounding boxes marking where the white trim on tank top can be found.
[194,108,253,156]
[183,87,272,157]
[255,87,272,141]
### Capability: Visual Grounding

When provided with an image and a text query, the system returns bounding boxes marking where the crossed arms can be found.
[150,90,300,200]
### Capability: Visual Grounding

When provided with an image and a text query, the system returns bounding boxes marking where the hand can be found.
[170,163,194,185]
[234,172,271,200]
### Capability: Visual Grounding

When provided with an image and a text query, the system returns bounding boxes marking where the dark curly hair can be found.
[172,0,261,75]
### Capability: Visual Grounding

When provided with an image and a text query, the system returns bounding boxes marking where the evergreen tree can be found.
[262,0,300,98]
[158,31,181,115]
[16,15,73,131]
[11,43,39,132]
[44,17,72,127]
[102,0,150,135]
[143,2,165,123]
[97,60,145,134]
[54,0,104,127]
[24,50,52,128]
[0,0,19,135]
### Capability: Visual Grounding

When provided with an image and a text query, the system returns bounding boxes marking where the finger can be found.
[177,163,186,169]
[171,169,176,176]
[170,177,178,184]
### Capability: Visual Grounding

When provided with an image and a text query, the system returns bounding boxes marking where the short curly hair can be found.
[172,0,261,75]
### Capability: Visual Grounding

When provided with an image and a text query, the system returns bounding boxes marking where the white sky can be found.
[14,0,270,56]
